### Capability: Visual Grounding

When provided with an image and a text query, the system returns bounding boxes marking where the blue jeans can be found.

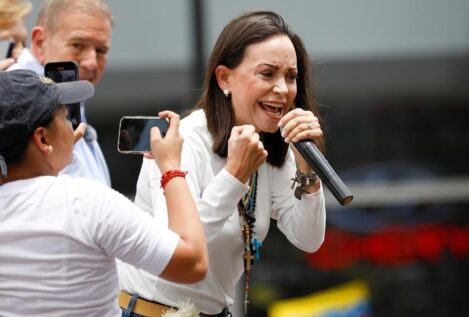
[121,294,144,317]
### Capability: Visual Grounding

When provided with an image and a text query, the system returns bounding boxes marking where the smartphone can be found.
[117,116,169,154]
[0,40,15,58]
[44,61,81,129]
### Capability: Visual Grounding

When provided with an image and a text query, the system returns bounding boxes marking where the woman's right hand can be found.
[225,125,267,183]
[146,110,183,173]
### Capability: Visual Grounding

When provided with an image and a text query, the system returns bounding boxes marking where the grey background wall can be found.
[27,0,469,68]
[24,0,469,196]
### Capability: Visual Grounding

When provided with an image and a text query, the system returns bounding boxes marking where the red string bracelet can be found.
[160,170,188,189]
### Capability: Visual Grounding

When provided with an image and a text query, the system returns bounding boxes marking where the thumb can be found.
[73,123,87,144]
[151,126,162,140]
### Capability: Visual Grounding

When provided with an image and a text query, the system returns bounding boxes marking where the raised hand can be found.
[278,108,323,173]
[225,125,268,183]
[148,111,183,173]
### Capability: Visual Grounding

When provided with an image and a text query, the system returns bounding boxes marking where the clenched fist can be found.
[225,125,267,183]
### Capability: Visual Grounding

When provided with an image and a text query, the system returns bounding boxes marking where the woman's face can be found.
[227,35,298,133]
[47,106,74,172]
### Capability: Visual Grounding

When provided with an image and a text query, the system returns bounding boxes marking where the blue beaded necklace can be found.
[238,171,262,315]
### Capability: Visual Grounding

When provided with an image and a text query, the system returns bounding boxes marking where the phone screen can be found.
[0,40,14,59]
[44,61,81,129]
[118,116,169,153]
[46,69,76,82]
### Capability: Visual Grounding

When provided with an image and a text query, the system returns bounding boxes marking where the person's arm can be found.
[271,150,326,253]
[177,125,251,244]
[0,58,15,70]
[147,111,208,283]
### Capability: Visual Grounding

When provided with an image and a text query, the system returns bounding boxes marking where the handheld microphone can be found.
[292,139,353,206]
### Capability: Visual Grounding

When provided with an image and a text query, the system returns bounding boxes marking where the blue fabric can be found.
[121,309,144,317]
[121,294,144,317]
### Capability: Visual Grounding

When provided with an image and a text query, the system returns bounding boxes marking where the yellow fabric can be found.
[268,280,370,317]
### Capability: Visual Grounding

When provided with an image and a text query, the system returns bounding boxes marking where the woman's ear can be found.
[32,127,52,154]
[215,65,231,92]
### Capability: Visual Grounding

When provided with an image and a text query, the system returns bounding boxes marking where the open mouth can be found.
[259,101,284,119]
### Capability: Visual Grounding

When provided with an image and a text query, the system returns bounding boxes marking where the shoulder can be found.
[180,109,207,132]
[56,174,112,197]
[6,49,43,74]
[180,109,212,147]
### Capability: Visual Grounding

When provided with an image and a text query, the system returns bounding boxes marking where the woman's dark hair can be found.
[1,112,55,167]
[195,10,324,167]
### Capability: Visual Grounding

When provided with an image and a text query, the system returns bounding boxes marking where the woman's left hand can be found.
[278,108,323,172]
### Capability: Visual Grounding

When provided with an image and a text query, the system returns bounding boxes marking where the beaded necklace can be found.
[238,171,262,316]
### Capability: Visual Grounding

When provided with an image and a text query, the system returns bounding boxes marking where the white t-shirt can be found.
[0,175,179,317]
[119,109,326,314]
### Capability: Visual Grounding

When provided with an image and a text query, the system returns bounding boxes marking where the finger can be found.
[158,110,178,121]
[0,58,15,71]
[278,107,304,127]
[280,116,302,142]
[150,127,162,155]
[11,43,24,59]
[289,115,322,142]
[283,113,318,142]
[260,149,268,163]
[294,116,319,133]
[257,140,264,150]
[291,127,323,143]
[279,109,306,138]
[230,125,244,139]
[239,125,256,138]
[252,132,260,144]
[159,110,179,137]
[143,152,154,159]
[73,123,87,144]
[151,126,162,141]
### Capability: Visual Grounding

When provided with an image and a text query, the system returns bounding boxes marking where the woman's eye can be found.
[287,73,298,81]
[260,71,273,78]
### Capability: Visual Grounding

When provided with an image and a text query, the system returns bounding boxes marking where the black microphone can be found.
[292,139,353,206]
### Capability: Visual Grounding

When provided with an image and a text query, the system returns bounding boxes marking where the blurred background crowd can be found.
[20,0,469,316]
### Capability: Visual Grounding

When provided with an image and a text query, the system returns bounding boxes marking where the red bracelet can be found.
[160,170,188,189]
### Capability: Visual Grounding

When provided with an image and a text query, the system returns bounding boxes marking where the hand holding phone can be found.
[148,111,183,173]
[118,112,183,172]
[44,61,81,129]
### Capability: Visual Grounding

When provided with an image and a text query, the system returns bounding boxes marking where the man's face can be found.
[39,12,111,85]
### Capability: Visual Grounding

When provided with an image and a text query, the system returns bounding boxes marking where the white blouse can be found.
[118,109,326,314]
